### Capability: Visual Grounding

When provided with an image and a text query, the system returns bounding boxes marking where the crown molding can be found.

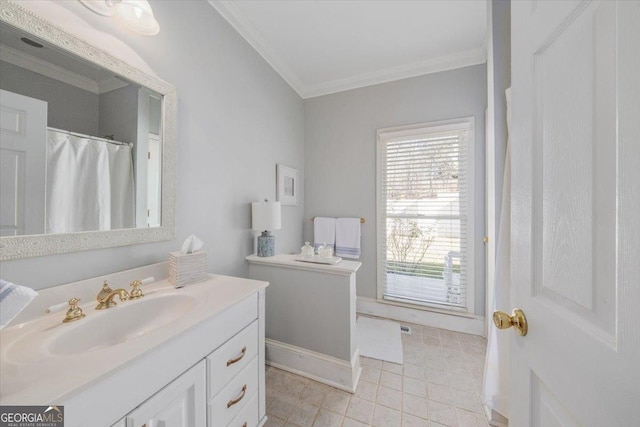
[302,47,487,99]
[208,0,305,97]
[208,1,487,99]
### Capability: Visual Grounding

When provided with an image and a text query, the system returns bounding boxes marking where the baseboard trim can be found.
[265,339,361,393]
[357,296,486,336]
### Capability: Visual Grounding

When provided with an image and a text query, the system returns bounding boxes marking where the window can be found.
[376,118,475,312]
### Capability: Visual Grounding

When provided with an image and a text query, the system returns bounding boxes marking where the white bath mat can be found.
[356,316,403,364]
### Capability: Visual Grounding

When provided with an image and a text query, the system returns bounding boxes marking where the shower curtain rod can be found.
[47,127,133,147]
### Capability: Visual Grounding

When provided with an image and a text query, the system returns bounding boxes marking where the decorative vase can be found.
[257,231,275,257]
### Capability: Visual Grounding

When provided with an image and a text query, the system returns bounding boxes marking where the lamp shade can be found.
[252,201,281,231]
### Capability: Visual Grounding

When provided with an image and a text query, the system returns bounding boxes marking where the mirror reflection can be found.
[0,22,163,237]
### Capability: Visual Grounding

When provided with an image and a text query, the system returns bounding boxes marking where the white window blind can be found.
[377,119,474,312]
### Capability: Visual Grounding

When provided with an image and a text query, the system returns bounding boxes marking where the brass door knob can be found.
[493,308,528,336]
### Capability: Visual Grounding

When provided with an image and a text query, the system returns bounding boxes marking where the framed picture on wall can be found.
[276,163,298,206]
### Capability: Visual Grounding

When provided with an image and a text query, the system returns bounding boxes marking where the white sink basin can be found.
[49,294,197,355]
[3,292,198,364]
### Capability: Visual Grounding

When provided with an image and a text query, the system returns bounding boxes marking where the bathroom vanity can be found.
[0,264,268,427]
[246,254,362,393]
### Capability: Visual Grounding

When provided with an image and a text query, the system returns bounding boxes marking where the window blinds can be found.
[378,123,470,311]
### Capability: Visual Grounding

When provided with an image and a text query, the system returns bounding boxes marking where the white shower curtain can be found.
[46,130,134,233]
[482,87,512,418]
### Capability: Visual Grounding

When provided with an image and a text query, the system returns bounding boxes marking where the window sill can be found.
[376,296,478,319]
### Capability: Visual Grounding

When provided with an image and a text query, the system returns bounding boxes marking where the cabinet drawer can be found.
[207,320,258,398]
[226,392,259,427]
[208,357,258,427]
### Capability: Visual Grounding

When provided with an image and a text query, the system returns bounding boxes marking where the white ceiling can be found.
[209,0,487,98]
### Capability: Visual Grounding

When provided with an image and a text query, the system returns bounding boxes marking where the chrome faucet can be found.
[95,280,129,310]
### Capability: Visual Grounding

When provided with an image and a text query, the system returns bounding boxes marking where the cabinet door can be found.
[126,361,206,427]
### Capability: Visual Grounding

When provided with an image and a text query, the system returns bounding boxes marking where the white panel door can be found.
[509,1,640,426]
[0,89,47,236]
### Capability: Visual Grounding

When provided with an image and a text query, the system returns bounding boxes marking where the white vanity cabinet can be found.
[103,282,267,427]
[114,320,262,427]
[0,269,268,427]
[118,361,206,427]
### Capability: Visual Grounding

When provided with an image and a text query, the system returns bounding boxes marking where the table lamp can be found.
[251,199,281,257]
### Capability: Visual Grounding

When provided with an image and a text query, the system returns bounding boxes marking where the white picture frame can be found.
[276,164,299,206]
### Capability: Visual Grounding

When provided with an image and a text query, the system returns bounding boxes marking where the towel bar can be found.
[311,217,365,224]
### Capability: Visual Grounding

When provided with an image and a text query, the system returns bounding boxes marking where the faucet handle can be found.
[102,280,112,293]
[129,280,144,300]
[63,298,85,323]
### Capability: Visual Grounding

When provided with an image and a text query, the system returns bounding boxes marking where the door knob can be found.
[493,308,528,336]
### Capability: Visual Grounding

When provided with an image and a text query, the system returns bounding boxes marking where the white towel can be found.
[0,279,38,329]
[336,217,361,259]
[313,217,336,250]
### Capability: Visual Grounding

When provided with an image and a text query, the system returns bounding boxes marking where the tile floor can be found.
[264,323,489,427]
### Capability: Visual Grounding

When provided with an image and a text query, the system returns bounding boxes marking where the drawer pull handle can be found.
[227,384,247,408]
[242,423,247,427]
[227,346,247,366]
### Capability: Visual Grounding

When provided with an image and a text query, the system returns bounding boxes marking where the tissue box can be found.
[168,251,207,288]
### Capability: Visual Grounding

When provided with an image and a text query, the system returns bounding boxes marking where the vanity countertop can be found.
[246,253,362,276]
[0,274,268,406]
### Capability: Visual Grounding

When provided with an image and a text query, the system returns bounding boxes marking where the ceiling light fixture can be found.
[78,0,160,35]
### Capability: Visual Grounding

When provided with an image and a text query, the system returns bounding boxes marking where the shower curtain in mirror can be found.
[482,87,511,419]
[45,130,134,233]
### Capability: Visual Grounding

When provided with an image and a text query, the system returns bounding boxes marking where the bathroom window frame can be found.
[375,117,476,315]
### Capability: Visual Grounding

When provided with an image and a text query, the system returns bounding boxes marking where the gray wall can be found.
[303,65,487,315]
[98,85,139,144]
[1,1,305,290]
[489,0,511,235]
[0,60,99,135]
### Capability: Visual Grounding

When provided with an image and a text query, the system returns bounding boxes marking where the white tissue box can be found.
[168,251,207,288]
